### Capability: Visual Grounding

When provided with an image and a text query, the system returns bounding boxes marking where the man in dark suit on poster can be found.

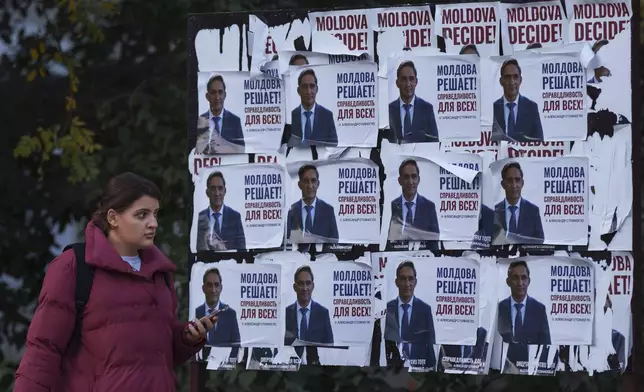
[497,260,551,365]
[289,69,338,147]
[471,204,494,249]
[196,171,246,251]
[385,261,436,369]
[492,162,544,245]
[386,60,439,144]
[195,74,245,154]
[604,294,626,371]
[492,59,544,142]
[195,268,241,358]
[388,159,440,249]
[284,266,334,361]
[287,164,339,243]
[438,327,488,371]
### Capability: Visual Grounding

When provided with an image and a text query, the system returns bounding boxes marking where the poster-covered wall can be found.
[186,0,636,377]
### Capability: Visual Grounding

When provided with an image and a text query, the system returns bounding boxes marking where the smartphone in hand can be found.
[184,305,229,334]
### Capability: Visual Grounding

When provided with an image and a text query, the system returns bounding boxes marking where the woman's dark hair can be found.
[92,172,162,233]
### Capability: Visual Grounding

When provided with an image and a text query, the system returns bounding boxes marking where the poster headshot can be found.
[386,54,481,143]
[285,261,374,349]
[488,51,587,142]
[381,152,482,248]
[490,156,589,246]
[190,164,287,252]
[286,158,380,245]
[284,62,379,148]
[383,253,480,372]
[496,257,594,372]
[195,71,285,154]
[434,2,501,57]
[189,262,283,357]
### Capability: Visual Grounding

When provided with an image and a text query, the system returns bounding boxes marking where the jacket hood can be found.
[84,221,177,279]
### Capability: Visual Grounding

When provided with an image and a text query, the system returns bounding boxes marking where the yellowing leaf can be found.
[65,96,77,111]
[30,48,39,61]
[54,52,63,63]
[27,70,37,82]
[13,135,42,158]
[39,67,46,77]
[39,41,45,54]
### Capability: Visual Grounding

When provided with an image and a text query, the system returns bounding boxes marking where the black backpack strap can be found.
[163,272,171,289]
[63,242,94,354]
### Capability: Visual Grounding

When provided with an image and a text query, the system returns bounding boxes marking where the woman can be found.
[15,172,213,392]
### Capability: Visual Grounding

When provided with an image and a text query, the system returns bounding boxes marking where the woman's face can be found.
[109,195,160,251]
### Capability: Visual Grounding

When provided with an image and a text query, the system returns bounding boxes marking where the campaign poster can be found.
[254,252,373,367]
[383,252,480,372]
[285,158,380,245]
[283,62,378,148]
[500,1,567,54]
[189,261,283,369]
[434,2,500,57]
[190,163,287,252]
[560,252,632,374]
[247,15,316,76]
[565,0,631,44]
[277,50,371,76]
[386,54,480,143]
[381,149,482,248]
[565,0,632,119]
[437,126,575,177]
[495,256,595,374]
[195,71,285,154]
[489,156,589,246]
[438,253,498,375]
[188,150,249,178]
[309,9,374,57]
[607,252,633,372]
[250,251,311,370]
[487,51,587,142]
[369,5,438,70]
[305,261,374,346]
[439,151,495,250]
[278,260,372,348]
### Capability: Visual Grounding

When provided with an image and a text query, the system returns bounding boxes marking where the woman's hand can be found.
[185,316,215,343]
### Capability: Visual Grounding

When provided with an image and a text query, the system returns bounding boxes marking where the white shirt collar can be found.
[399,96,416,109]
[301,103,316,115]
[297,300,312,312]
[205,301,220,313]
[209,109,224,120]
[503,95,520,106]
[302,198,317,209]
[510,296,527,308]
[209,205,225,216]
[402,193,418,205]
[504,197,522,209]
[397,296,415,309]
